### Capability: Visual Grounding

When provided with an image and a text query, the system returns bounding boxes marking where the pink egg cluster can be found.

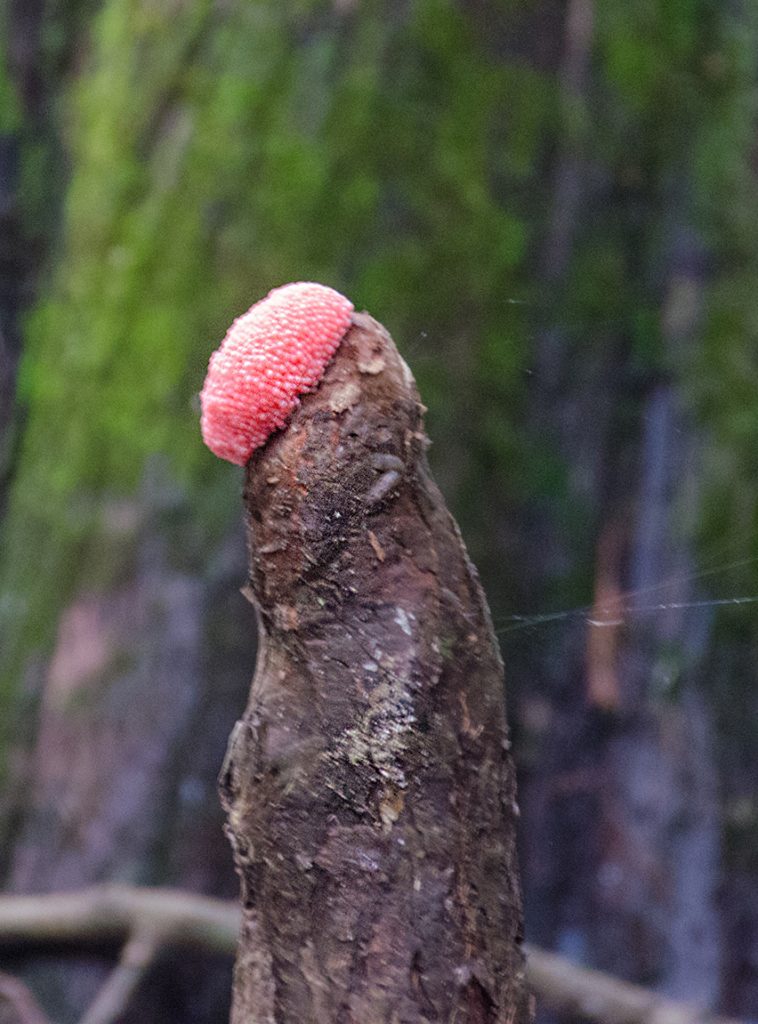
[200,282,354,465]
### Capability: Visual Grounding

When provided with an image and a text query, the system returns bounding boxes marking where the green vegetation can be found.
[0,34,20,134]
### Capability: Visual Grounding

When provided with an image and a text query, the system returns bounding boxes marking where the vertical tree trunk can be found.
[220,313,532,1024]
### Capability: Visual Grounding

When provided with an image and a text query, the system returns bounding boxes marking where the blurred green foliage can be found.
[0,44,20,135]
[0,0,548,719]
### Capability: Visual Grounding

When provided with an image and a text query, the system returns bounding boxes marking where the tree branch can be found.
[524,944,742,1024]
[0,885,237,954]
[0,888,745,1024]
[0,970,52,1024]
[78,928,162,1024]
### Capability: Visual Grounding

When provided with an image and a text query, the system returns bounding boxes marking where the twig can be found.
[78,928,162,1024]
[0,885,238,955]
[0,888,237,1024]
[0,888,746,1024]
[524,944,742,1024]
[0,970,52,1024]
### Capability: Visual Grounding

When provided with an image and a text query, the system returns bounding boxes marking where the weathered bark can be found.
[219,313,532,1024]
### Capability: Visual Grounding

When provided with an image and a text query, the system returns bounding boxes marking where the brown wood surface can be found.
[220,313,532,1024]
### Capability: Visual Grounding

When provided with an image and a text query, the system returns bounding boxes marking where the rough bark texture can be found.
[219,313,532,1024]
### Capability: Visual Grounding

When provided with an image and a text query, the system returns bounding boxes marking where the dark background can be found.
[1,1,757,1021]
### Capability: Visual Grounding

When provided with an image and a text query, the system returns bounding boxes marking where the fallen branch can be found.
[0,887,744,1024]
[523,945,742,1024]
[78,927,162,1024]
[0,885,237,953]
[0,970,52,1024]
[0,887,237,1024]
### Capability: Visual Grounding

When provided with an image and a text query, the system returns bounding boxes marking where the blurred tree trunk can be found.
[517,3,758,1018]
[590,231,720,1002]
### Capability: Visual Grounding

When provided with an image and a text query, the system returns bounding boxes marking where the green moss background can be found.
[1,0,547,719]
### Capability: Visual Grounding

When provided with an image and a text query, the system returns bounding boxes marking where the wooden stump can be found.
[219,312,532,1024]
